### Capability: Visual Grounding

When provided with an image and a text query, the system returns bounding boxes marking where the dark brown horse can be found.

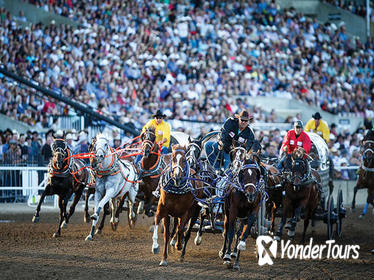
[219,144,263,271]
[151,144,203,266]
[352,139,374,217]
[137,127,169,217]
[275,148,320,243]
[32,138,90,237]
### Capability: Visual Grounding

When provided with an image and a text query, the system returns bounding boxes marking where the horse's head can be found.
[171,144,187,186]
[52,139,68,170]
[363,140,374,168]
[240,166,260,203]
[141,127,156,158]
[186,137,202,168]
[94,134,110,165]
[230,140,247,174]
[290,156,309,186]
[292,147,305,160]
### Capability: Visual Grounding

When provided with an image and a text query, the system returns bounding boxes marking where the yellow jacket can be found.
[142,119,171,148]
[304,119,330,143]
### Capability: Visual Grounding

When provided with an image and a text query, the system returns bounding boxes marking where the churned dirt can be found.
[0,204,373,280]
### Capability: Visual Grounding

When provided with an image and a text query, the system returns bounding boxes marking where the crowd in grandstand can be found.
[323,0,374,19]
[0,123,368,180]
[0,0,374,132]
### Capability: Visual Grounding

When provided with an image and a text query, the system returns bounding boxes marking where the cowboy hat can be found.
[152,110,166,118]
[312,112,322,120]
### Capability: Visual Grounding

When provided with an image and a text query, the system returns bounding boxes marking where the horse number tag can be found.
[238,137,244,143]
[229,132,235,138]
[297,141,302,146]
[290,140,294,145]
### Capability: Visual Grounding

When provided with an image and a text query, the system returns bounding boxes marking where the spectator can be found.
[41,136,53,164]
[4,139,22,165]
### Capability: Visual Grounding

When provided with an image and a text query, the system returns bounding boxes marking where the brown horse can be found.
[137,127,170,217]
[275,148,320,243]
[32,138,90,237]
[151,144,203,266]
[219,144,263,271]
[352,140,374,217]
[265,170,283,234]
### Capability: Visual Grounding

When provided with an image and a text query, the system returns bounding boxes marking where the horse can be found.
[137,127,170,217]
[275,148,320,243]
[219,142,263,271]
[352,139,374,217]
[85,134,138,241]
[151,144,204,266]
[32,138,90,237]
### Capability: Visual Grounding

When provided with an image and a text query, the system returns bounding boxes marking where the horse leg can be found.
[237,212,257,252]
[96,202,110,234]
[127,184,139,228]
[270,202,276,234]
[275,207,287,241]
[352,186,359,210]
[64,189,83,226]
[360,202,369,218]
[170,217,178,248]
[160,215,170,266]
[84,187,94,223]
[302,214,310,244]
[180,206,201,262]
[195,208,208,246]
[86,186,115,241]
[219,205,229,259]
[152,212,163,255]
[53,196,64,238]
[231,221,244,259]
[223,218,236,268]
[32,186,49,223]
[289,205,302,239]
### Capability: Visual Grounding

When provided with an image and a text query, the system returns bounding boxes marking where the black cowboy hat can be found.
[312,112,322,120]
[294,120,304,128]
[152,110,166,118]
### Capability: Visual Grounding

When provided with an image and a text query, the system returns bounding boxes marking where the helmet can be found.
[294,120,303,128]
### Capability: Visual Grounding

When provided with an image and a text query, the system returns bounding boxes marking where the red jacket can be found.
[281,130,311,155]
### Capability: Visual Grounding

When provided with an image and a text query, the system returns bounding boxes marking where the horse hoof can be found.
[219,250,224,259]
[274,235,281,241]
[359,214,364,219]
[111,222,118,231]
[90,214,98,221]
[223,253,231,262]
[170,239,176,247]
[179,256,184,262]
[85,235,93,241]
[230,252,237,259]
[95,229,102,235]
[237,241,246,251]
[152,246,160,254]
[60,221,67,229]
[224,260,232,269]
[287,230,295,237]
[194,235,202,246]
[233,263,240,271]
[32,216,39,223]
[129,219,136,229]
[159,260,167,266]
[53,232,60,238]
[149,225,155,232]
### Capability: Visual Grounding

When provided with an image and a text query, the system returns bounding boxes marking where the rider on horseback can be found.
[206,110,261,174]
[278,120,311,171]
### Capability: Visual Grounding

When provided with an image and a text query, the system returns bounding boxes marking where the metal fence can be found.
[0,166,56,206]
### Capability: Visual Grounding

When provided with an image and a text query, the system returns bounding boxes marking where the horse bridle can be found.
[231,146,246,174]
[362,140,374,171]
[186,142,201,167]
[142,129,157,157]
[287,158,310,185]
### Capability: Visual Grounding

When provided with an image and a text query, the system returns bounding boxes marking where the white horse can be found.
[85,134,139,241]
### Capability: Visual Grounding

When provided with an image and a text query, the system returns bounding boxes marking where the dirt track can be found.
[0,205,373,280]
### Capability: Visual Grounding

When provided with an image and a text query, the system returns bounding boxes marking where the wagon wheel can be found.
[336,190,343,238]
[327,196,334,240]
